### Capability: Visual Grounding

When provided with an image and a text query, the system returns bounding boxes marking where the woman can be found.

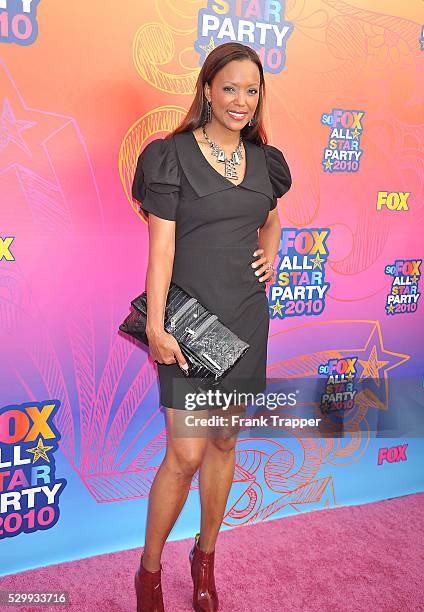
[131,42,292,612]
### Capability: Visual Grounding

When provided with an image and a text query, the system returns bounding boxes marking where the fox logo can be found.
[0,237,15,261]
[376,192,409,211]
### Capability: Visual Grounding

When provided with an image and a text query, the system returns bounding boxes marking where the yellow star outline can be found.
[410,274,420,284]
[199,36,216,57]
[351,128,361,139]
[358,344,389,386]
[311,253,325,270]
[26,438,54,463]
[386,303,395,314]
[335,321,409,411]
[323,159,333,171]
[270,300,285,317]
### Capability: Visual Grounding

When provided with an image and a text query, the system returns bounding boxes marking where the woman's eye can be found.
[223,86,258,94]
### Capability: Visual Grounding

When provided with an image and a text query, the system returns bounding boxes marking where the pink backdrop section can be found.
[0,0,423,574]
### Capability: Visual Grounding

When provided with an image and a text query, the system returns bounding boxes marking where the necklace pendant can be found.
[201,125,244,181]
[217,149,226,162]
[225,161,238,180]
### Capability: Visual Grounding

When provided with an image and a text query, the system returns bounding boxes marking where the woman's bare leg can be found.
[197,403,246,552]
[141,407,209,571]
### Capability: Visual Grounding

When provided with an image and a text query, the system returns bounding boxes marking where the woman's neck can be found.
[201,121,241,149]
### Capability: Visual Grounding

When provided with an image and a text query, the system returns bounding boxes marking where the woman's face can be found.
[204,59,261,131]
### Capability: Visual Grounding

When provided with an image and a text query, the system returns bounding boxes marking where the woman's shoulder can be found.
[139,135,177,159]
[248,138,289,167]
[136,136,179,177]
[259,141,292,198]
[132,136,180,208]
[258,141,287,164]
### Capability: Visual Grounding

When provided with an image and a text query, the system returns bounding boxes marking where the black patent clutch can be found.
[119,282,250,392]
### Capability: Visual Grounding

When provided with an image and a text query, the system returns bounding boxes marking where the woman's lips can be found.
[227,110,247,121]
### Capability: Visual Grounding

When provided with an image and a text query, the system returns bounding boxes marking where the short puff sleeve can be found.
[132,137,181,221]
[262,144,292,210]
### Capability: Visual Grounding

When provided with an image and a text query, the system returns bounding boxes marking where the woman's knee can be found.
[209,432,238,453]
[207,403,245,452]
[164,445,205,478]
[165,407,209,476]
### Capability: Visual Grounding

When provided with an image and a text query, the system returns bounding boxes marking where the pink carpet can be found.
[1,492,423,611]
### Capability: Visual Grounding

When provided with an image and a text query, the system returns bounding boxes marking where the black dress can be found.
[132,130,292,410]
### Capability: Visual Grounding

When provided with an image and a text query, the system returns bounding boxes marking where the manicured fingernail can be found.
[255,270,260,276]
[253,251,257,256]
[259,277,264,282]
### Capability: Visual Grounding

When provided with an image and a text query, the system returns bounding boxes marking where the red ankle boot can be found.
[189,533,219,612]
[134,555,165,612]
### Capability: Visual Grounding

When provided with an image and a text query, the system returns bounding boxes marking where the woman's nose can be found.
[235,92,246,106]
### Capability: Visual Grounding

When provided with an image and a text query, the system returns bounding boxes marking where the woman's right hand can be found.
[146,328,189,371]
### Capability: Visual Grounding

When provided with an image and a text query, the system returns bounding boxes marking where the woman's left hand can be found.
[251,249,276,284]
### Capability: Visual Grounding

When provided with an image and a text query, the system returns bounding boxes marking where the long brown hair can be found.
[168,42,268,146]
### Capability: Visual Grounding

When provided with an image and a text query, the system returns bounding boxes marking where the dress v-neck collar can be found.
[173,130,274,201]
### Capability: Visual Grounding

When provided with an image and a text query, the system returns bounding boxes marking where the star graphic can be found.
[410,274,420,284]
[358,344,389,385]
[199,36,216,57]
[323,159,333,172]
[386,303,395,315]
[0,98,36,155]
[335,322,409,412]
[311,253,325,270]
[26,438,54,463]
[351,128,361,139]
[270,300,285,317]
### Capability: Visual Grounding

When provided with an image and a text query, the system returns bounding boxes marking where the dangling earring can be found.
[248,114,256,127]
[206,99,212,123]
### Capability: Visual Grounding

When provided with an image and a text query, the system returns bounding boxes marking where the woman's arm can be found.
[145,214,188,369]
[253,208,280,283]
[145,215,176,335]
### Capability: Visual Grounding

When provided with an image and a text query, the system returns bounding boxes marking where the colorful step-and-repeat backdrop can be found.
[0,1,423,575]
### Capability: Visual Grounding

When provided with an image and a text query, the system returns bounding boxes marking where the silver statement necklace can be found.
[202,124,244,181]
